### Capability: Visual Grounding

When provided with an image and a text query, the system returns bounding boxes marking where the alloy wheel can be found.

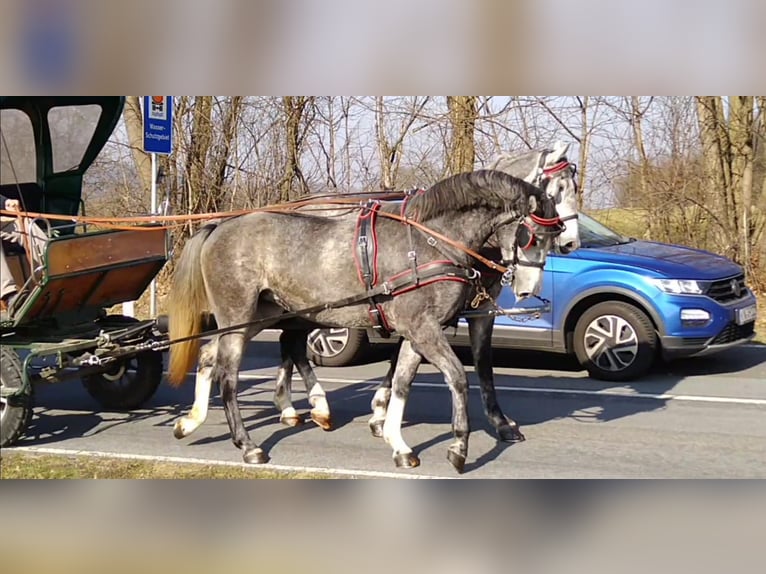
[307,328,350,359]
[583,314,639,372]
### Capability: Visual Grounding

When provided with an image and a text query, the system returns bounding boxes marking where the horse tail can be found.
[167,223,218,387]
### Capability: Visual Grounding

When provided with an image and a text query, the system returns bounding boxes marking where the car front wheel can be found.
[572,301,657,382]
[307,328,369,367]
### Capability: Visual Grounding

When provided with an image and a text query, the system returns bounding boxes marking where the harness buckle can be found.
[407,250,417,261]
[427,236,437,247]
[358,235,368,246]
[501,268,514,287]
[381,282,392,295]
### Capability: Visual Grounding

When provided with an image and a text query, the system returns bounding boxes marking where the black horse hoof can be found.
[447,449,467,474]
[369,420,384,438]
[498,424,526,443]
[243,448,269,465]
[393,452,420,468]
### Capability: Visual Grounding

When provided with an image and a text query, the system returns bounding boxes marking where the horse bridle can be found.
[533,150,580,229]
[499,212,564,286]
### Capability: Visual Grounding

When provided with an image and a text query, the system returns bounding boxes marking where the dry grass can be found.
[0,452,344,479]
[589,207,647,239]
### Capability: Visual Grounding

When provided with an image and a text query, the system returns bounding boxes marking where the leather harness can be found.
[353,197,477,337]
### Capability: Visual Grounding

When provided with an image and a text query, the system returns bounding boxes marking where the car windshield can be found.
[579,213,633,247]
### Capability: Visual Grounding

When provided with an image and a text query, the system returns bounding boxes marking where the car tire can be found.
[307,328,369,367]
[572,301,657,382]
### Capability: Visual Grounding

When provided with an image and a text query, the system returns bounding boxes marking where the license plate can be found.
[735,304,757,326]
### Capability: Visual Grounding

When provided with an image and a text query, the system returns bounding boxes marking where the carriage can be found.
[1,96,169,447]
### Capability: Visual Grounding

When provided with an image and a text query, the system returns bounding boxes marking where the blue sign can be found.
[143,96,174,154]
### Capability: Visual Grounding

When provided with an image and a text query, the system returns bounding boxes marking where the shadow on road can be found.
[17,339,766,474]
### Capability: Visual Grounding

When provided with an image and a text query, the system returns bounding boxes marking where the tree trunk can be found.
[280,96,310,202]
[695,96,738,257]
[729,96,755,276]
[185,96,213,217]
[122,96,152,197]
[210,96,243,206]
[447,96,478,175]
[577,96,591,210]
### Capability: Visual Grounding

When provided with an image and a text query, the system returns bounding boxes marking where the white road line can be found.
[9,446,454,480]
[232,372,766,407]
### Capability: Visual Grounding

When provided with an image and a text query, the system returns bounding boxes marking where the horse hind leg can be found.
[174,340,217,439]
[286,330,332,431]
[274,331,303,428]
[216,331,268,464]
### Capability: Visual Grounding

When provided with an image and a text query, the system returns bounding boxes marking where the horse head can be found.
[487,141,581,255]
[494,187,563,300]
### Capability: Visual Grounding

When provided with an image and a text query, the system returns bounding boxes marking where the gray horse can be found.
[167,170,562,472]
[269,143,580,442]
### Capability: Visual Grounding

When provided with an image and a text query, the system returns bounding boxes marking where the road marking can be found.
[8,446,455,480]
[232,372,766,407]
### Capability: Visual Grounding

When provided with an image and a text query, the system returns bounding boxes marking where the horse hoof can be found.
[369,420,384,438]
[393,452,420,469]
[280,414,303,428]
[447,449,467,474]
[310,412,333,431]
[243,448,269,465]
[498,424,526,443]
[173,421,188,440]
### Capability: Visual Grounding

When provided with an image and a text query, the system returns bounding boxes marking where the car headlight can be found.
[649,278,705,295]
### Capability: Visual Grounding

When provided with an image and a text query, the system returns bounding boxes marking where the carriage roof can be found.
[0,96,125,217]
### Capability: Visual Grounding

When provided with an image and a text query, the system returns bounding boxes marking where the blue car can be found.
[307,213,758,381]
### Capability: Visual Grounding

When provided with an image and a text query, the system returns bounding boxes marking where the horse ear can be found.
[548,141,570,164]
[527,194,538,214]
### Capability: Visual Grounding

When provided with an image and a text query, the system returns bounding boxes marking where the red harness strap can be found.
[353,200,474,337]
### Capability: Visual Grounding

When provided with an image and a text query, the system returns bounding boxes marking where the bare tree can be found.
[122,96,152,195]
[446,96,478,174]
[280,96,313,202]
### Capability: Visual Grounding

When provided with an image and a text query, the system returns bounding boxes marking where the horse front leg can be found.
[381,339,422,468]
[173,340,217,439]
[282,329,332,430]
[216,332,268,464]
[407,323,471,473]
[368,338,402,437]
[468,316,525,443]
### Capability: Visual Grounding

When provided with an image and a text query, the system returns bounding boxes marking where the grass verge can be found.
[0,452,344,479]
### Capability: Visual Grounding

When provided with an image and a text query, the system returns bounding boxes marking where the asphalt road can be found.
[8,335,766,478]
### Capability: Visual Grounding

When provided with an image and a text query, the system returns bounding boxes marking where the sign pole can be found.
[138,96,173,319]
[150,151,158,317]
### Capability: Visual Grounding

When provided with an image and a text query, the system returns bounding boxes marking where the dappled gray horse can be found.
[167,170,562,472]
[270,142,580,442]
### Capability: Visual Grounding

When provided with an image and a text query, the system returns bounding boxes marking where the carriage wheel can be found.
[0,346,33,448]
[81,351,164,410]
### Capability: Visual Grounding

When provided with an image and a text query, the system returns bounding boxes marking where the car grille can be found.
[710,321,755,345]
[707,274,747,303]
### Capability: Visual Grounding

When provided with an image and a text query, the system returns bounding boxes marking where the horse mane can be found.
[390,170,551,222]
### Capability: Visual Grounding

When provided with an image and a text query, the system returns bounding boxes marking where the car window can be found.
[578,213,631,247]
